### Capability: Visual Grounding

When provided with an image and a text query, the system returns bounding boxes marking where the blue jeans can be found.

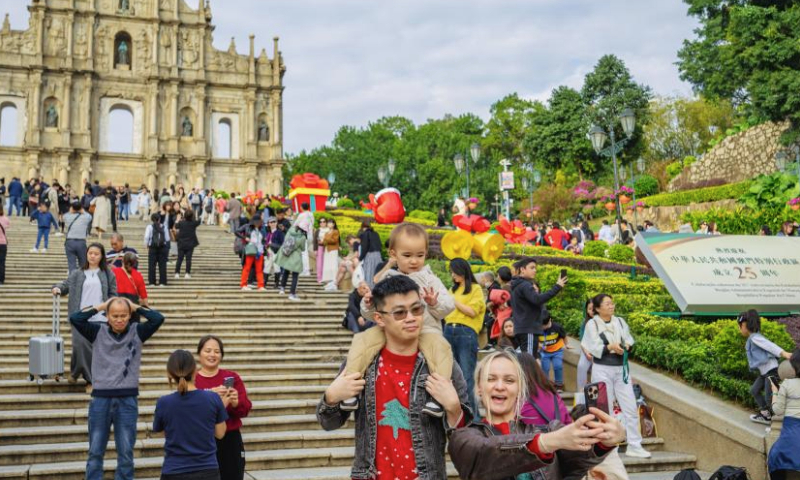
[540,349,564,385]
[444,323,479,416]
[35,228,50,249]
[119,203,129,220]
[9,196,21,216]
[87,396,138,480]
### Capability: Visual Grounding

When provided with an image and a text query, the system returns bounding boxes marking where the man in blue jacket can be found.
[8,177,23,216]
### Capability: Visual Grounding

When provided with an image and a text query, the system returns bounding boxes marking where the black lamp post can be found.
[588,108,636,220]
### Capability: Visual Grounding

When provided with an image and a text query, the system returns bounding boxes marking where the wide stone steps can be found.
[0,447,695,480]
[0,217,698,478]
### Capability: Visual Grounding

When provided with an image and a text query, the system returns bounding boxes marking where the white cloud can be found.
[2,0,698,154]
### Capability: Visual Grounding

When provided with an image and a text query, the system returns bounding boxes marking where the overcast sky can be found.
[4,0,698,155]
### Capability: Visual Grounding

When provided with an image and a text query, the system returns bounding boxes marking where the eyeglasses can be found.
[377,304,425,321]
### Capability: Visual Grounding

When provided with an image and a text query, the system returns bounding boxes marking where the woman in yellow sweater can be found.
[444,258,486,416]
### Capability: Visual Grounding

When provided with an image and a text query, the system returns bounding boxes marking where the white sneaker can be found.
[241,286,252,291]
[288,294,301,301]
[185,274,191,279]
[55,232,63,237]
[174,273,180,279]
[30,248,38,253]
[301,271,311,277]
[625,444,651,458]
[41,248,47,253]
[257,287,267,292]
[278,288,285,295]
[324,282,338,291]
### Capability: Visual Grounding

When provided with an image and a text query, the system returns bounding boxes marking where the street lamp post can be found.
[377,166,388,188]
[499,158,513,219]
[631,157,645,231]
[521,168,541,223]
[453,143,480,199]
[588,108,636,220]
[327,172,336,187]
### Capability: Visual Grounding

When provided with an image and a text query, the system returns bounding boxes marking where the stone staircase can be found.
[0,217,699,479]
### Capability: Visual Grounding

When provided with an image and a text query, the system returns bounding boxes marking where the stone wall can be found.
[668,121,789,191]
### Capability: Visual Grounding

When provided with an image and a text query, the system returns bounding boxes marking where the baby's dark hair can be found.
[570,403,589,422]
[737,309,761,333]
[497,266,512,283]
[371,275,420,311]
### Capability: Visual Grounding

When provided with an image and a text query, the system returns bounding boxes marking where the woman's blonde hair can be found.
[474,350,528,425]
[166,349,196,396]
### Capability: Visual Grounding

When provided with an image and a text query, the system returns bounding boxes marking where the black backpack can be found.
[709,466,749,480]
[151,222,166,248]
[674,470,702,480]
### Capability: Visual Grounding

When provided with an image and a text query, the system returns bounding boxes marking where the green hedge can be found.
[682,207,800,235]
[638,181,750,208]
[408,210,438,222]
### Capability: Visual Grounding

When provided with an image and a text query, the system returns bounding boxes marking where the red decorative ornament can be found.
[495,216,537,244]
[452,214,491,233]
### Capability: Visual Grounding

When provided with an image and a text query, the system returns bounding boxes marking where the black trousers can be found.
[175,246,194,274]
[280,269,299,295]
[515,333,541,359]
[160,469,220,480]
[216,429,245,480]
[148,245,168,285]
[0,244,6,284]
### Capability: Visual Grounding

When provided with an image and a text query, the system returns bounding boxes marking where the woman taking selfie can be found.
[448,350,625,480]
[581,293,650,459]
[194,335,252,480]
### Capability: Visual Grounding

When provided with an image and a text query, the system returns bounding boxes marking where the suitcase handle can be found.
[52,294,60,337]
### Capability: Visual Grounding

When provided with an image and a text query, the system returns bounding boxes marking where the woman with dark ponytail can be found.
[153,350,228,480]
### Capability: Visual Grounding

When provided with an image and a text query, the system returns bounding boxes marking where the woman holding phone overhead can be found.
[581,293,651,459]
[194,335,252,480]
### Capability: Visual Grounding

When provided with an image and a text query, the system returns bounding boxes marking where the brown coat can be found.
[323,229,340,252]
[448,420,609,480]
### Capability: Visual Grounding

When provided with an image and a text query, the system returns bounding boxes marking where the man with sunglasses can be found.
[317,275,471,480]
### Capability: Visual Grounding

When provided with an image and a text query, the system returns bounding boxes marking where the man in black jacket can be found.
[509,257,567,358]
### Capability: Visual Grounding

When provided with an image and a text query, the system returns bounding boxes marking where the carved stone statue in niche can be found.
[75,25,88,57]
[119,0,130,11]
[118,40,129,65]
[258,121,269,142]
[181,116,193,137]
[179,30,198,67]
[46,104,59,128]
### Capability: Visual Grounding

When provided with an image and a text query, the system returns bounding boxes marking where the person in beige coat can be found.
[90,190,111,240]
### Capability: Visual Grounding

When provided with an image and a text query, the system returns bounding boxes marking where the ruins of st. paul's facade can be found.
[0,0,286,194]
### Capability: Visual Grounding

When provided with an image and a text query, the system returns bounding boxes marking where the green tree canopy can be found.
[677,0,800,141]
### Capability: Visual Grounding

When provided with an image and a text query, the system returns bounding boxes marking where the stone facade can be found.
[668,121,789,191]
[0,0,285,194]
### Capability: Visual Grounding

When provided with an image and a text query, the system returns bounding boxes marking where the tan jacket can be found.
[773,378,800,420]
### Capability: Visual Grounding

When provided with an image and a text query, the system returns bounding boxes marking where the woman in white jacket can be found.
[581,293,650,459]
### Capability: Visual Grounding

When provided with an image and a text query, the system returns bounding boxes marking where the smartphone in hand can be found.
[585,382,609,414]
[560,269,568,280]
[223,376,235,389]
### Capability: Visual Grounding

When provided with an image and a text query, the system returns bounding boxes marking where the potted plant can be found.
[789,198,800,211]
[635,200,647,213]
[616,186,635,205]
[600,194,616,212]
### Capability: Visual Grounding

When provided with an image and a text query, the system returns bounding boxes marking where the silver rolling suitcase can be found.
[28,295,64,384]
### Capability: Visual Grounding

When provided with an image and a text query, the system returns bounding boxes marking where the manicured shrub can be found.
[583,240,608,258]
[607,244,634,264]
[336,198,356,209]
[408,209,438,222]
[633,174,660,197]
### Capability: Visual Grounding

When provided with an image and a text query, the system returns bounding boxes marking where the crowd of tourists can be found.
[2,176,800,480]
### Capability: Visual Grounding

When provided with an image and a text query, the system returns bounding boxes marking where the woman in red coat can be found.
[194,335,253,480]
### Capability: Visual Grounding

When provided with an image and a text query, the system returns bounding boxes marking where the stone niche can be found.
[669,121,790,191]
